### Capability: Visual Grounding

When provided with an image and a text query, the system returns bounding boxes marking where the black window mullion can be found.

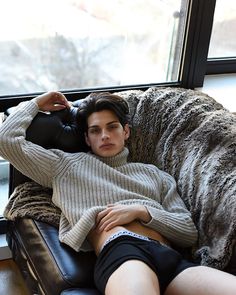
[180,0,216,89]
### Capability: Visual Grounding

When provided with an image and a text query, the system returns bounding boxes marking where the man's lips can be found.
[100,143,114,149]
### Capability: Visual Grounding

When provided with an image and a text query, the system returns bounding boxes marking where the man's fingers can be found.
[96,208,116,230]
[97,216,117,232]
[96,208,110,224]
[52,104,67,111]
[55,93,70,107]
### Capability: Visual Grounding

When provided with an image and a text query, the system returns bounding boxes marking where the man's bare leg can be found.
[105,260,160,295]
[164,265,236,295]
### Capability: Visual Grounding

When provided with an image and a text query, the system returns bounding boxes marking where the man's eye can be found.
[90,128,100,134]
[109,124,118,130]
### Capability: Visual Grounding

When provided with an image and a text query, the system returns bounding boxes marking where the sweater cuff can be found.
[13,99,39,116]
[142,206,167,228]
[24,99,39,115]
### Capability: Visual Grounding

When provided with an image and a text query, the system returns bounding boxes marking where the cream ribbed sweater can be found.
[0,100,198,251]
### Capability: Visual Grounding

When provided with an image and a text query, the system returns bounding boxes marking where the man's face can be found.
[85,110,130,157]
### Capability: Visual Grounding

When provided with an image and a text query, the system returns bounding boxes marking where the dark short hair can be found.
[77,92,130,133]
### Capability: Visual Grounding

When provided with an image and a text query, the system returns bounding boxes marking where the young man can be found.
[0,91,235,295]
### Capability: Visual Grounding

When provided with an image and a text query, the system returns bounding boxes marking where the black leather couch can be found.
[6,100,101,295]
[5,88,236,294]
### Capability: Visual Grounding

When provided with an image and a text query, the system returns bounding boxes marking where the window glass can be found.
[0,0,189,96]
[208,0,236,58]
[0,159,9,216]
[0,113,9,216]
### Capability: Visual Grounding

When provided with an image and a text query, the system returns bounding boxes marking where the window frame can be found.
[0,217,7,234]
[206,0,236,75]
[206,58,236,75]
[0,82,181,112]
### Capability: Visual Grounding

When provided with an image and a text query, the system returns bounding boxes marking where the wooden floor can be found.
[0,259,30,295]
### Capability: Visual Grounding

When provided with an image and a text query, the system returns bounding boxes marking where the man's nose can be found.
[101,129,109,140]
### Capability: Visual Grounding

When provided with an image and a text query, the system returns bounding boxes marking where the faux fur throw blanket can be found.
[121,87,236,271]
[4,87,236,272]
[4,181,60,228]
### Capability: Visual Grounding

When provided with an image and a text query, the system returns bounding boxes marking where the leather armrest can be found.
[7,219,97,295]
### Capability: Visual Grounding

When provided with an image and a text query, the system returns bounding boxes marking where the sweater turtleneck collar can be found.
[91,147,129,167]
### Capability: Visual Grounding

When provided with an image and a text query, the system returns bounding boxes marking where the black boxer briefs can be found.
[94,235,198,294]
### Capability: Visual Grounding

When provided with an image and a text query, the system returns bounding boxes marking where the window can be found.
[207,0,236,74]
[208,0,236,58]
[0,0,189,97]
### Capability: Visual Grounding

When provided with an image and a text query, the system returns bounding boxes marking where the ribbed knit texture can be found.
[0,100,197,251]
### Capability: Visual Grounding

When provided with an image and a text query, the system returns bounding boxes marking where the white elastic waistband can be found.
[100,230,150,253]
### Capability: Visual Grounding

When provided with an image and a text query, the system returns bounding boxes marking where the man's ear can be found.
[124,124,130,140]
[85,132,91,146]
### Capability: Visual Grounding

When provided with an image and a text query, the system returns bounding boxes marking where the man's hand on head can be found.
[35,91,71,112]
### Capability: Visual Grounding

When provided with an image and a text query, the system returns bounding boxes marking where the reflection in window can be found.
[208,0,236,58]
[0,0,189,95]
